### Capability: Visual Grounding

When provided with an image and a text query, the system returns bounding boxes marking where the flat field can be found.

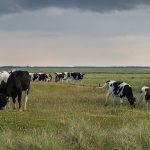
[1,68,150,150]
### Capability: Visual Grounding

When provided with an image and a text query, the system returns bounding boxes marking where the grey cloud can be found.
[1,0,150,15]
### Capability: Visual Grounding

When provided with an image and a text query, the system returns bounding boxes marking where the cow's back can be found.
[6,71,30,93]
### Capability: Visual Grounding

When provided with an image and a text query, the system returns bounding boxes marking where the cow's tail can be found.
[98,80,110,89]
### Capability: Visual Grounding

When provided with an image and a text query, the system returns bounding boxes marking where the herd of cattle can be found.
[0,70,150,111]
[29,72,85,82]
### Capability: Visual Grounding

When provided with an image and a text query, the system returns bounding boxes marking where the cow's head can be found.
[79,73,85,79]
[129,96,136,108]
[0,93,7,109]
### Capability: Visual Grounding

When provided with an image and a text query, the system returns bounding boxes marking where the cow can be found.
[0,71,30,111]
[69,72,85,84]
[32,73,40,81]
[139,86,150,111]
[55,72,85,83]
[63,72,70,80]
[62,72,72,83]
[46,74,52,82]
[55,72,65,82]
[30,73,52,82]
[70,72,85,80]
[55,72,73,83]
[99,80,136,108]
[39,73,52,82]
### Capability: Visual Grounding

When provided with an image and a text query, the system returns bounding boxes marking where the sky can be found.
[0,0,150,66]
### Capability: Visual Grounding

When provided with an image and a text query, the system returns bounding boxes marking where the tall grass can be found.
[0,69,150,149]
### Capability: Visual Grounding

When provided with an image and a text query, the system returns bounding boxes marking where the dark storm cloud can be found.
[1,0,150,15]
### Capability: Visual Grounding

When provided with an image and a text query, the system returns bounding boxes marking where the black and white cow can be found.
[70,72,85,81]
[99,80,136,107]
[0,71,30,111]
[62,72,72,83]
[55,72,85,83]
[139,86,150,111]
[69,72,85,84]
[39,73,52,82]
[31,73,40,81]
[46,74,52,82]
[55,72,64,82]
[55,72,70,82]
[30,73,52,82]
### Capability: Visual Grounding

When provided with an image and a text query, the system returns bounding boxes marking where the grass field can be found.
[1,68,150,150]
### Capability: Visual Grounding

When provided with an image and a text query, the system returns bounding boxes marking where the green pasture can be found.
[0,68,150,150]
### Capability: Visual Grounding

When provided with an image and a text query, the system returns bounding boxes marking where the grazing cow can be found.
[99,80,136,107]
[62,72,70,80]
[70,72,85,81]
[46,74,52,82]
[39,73,52,82]
[32,73,40,81]
[55,72,72,83]
[30,73,52,82]
[0,71,30,111]
[55,72,64,82]
[69,72,85,84]
[62,72,72,82]
[139,86,150,111]
[55,72,85,83]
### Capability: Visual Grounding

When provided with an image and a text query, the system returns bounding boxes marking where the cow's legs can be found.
[66,79,69,83]
[120,98,124,107]
[70,78,73,83]
[18,92,22,111]
[12,97,16,109]
[138,94,143,106]
[105,92,111,106]
[24,90,28,111]
[7,97,11,109]
[72,79,75,84]
[4,97,10,109]
[144,100,149,112]
[111,96,115,107]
